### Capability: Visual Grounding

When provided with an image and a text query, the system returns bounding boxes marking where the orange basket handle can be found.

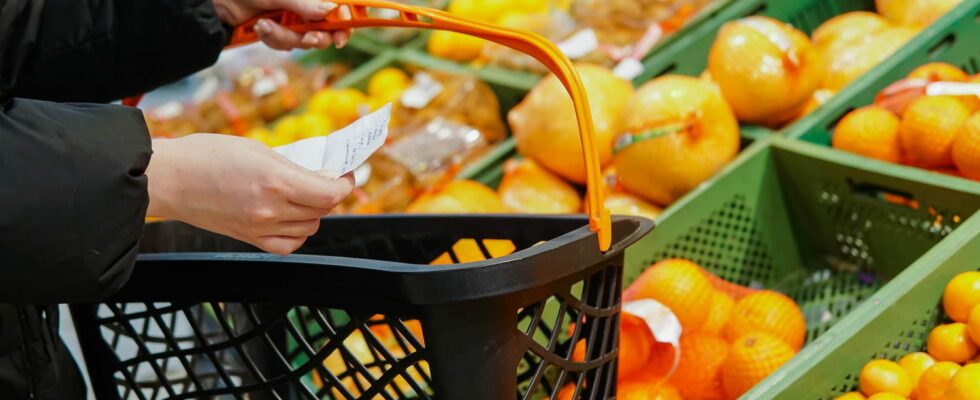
[134,0,611,251]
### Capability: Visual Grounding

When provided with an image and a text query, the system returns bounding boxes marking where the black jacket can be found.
[1,0,230,398]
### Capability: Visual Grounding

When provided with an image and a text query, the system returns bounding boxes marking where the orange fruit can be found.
[427,30,486,62]
[724,290,807,351]
[908,63,970,82]
[498,158,582,214]
[917,362,962,400]
[708,16,823,126]
[836,392,869,400]
[601,193,663,221]
[860,359,914,397]
[429,238,516,264]
[307,88,368,127]
[944,272,980,323]
[554,385,575,400]
[899,352,937,393]
[899,95,972,168]
[406,180,510,214]
[928,323,978,363]
[571,312,658,380]
[509,64,633,184]
[625,259,715,331]
[946,363,980,400]
[833,106,904,163]
[876,0,963,27]
[619,381,683,400]
[812,12,889,55]
[823,26,919,92]
[613,75,739,206]
[619,312,656,379]
[722,332,796,399]
[868,394,909,400]
[952,113,980,180]
[671,333,729,400]
[967,304,980,347]
[701,291,735,336]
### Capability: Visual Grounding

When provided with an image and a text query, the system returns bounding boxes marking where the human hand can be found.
[213,0,353,50]
[146,134,354,255]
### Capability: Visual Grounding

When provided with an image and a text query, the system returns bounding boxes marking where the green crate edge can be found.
[748,217,980,399]
[621,135,980,399]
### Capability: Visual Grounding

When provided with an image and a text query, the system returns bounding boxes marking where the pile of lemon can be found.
[427,0,559,62]
[246,67,410,147]
[836,271,980,400]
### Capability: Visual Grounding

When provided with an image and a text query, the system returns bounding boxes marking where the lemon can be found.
[367,68,409,98]
[513,0,549,13]
[448,0,508,22]
[273,115,302,143]
[307,88,367,126]
[428,30,485,62]
[294,113,334,140]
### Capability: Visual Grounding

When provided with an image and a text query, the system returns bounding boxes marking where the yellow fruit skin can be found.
[509,64,633,184]
[822,27,918,92]
[944,272,980,323]
[867,394,909,400]
[427,30,486,62]
[861,359,914,397]
[722,332,796,399]
[899,352,937,395]
[952,113,980,180]
[613,75,739,206]
[907,63,970,82]
[968,305,980,348]
[708,16,823,126]
[900,96,971,168]
[836,392,869,400]
[876,0,963,27]
[406,180,509,214]
[701,291,735,336]
[928,323,979,363]
[497,159,582,214]
[813,12,889,53]
[602,193,663,221]
[917,362,962,400]
[833,107,903,163]
[724,291,807,351]
[946,363,980,400]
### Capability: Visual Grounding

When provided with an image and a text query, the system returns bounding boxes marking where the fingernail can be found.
[335,32,348,48]
[319,2,338,13]
[340,5,352,20]
[256,19,270,33]
[303,32,319,46]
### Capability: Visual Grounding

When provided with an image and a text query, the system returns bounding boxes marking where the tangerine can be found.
[916,362,962,400]
[899,96,971,168]
[946,363,980,400]
[724,290,807,351]
[945,272,980,323]
[867,394,909,400]
[722,332,796,399]
[860,359,914,397]
[833,106,903,163]
[406,180,510,214]
[671,333,729,400]
[701,291,735,336]
[836,392,868,400]
[967,304,980,348]
[907,63,970,82]
[899,352,937,393]
[928,323,978,363]
[952,113,980,181]
[625,259,715,331]
[498,158,582,214]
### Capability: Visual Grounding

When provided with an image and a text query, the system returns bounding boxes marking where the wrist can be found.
[146,138,181,219]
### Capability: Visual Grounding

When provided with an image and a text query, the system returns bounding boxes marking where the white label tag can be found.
[613,58,644,80]
[558,29,599,60]
[400,72,444,109]
[926,82,980,97]
[274,104,391,177]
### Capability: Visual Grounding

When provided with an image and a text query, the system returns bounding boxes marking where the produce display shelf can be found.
[633,0,976,140]
[786,0,980,145]
[752,214,980,399]
[622,135,980,399]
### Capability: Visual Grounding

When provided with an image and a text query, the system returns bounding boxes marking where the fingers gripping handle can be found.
[237,0,612,250]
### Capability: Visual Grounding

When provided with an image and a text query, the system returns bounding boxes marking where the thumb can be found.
[287,169,355,209]
[274,0,338,21]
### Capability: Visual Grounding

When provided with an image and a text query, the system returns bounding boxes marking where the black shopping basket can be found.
[70,215,652,399]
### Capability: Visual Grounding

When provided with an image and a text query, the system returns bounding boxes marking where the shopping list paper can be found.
[274,104,391,177]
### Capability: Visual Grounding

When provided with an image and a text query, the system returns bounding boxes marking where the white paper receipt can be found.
[274,104,391,177]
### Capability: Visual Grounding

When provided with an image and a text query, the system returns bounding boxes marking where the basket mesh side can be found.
[90,303,431,400]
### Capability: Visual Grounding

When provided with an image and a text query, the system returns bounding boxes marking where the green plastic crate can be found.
[633,0,978,141]
[788,0,980,145]
[749,216,980,399]
[622,135,980,398]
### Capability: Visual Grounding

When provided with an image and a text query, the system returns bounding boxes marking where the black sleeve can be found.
[0,98,151,304]
[1,0,232,103]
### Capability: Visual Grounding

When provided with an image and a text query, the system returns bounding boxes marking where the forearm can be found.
[0,98,150,303]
